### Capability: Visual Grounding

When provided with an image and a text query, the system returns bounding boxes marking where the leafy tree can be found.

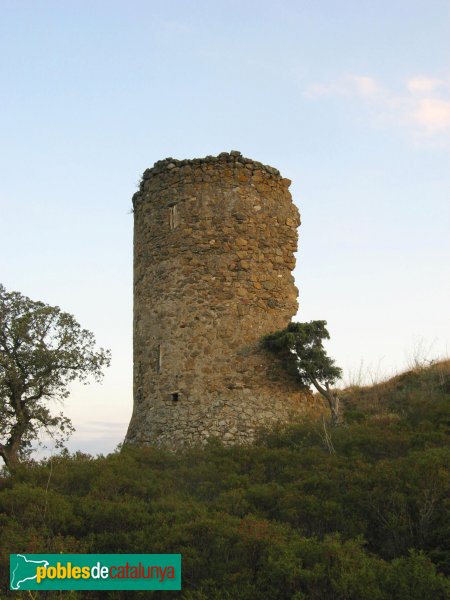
[264,321,343,425]
[0,284,111,470]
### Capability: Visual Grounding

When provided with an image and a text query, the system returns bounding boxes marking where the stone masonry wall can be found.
[125,151,320,449]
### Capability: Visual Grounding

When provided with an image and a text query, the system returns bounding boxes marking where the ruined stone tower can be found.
[125,151,314,449]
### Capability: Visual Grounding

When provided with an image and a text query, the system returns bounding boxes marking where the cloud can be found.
[407,77,443,94]
[304,75,382,99]
[352,76,382,97]
[73,421,127,439]
[304,73,450,138]
[412,98,450,131]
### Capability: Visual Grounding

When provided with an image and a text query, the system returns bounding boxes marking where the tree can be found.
[0,284,111,470]
[263,321,343,425]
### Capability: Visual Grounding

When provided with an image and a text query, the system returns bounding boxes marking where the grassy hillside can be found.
[0,362,449,599]
[342,359,450,422]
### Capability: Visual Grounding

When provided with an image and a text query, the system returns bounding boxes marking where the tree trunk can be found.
[0,398,29,472]
[329,394,342,426]
[308,375,343,426]
[0,443,20,472]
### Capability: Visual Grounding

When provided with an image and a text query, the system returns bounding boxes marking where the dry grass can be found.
[341,359,450,418]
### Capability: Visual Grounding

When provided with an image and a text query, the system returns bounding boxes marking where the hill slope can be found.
[0,362,449,599]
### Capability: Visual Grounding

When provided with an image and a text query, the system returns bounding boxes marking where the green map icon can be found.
[10,555,49,590]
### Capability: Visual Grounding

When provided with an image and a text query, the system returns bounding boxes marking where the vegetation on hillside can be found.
[0,361,449,599]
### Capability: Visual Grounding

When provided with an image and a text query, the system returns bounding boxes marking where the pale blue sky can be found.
[1,1,449,455]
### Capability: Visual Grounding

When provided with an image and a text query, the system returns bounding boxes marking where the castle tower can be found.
[125,151,315,448]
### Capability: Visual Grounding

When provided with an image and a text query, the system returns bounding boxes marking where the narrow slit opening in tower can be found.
[171,392,179,402]
[168,204,179,229]
[156,344,162,373]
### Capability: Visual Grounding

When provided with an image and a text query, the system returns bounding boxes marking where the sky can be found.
[1,0,449,456]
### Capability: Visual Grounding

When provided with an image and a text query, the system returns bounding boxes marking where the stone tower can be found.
[125,151,315,449]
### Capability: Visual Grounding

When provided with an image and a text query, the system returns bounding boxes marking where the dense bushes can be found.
[0,363,449,598]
